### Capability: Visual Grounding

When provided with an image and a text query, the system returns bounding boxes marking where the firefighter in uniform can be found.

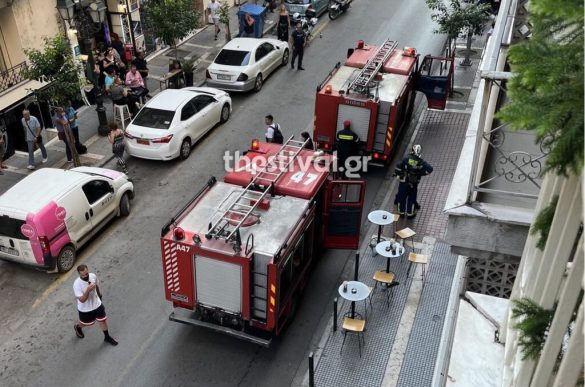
[335,120,360,178]
[394,144,433,219]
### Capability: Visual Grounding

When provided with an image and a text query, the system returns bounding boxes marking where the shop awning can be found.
[0,80,49,112]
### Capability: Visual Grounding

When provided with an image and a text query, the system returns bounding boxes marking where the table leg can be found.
[386,257,391,273]
[377,225,382,244]
[351,301,355,318]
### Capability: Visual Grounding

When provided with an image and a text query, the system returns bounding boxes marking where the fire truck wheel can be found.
[56,246,76,273]
[220,103,230,123]
[281,49,289,66]
[180,138,192,160]
[119,193,131,216]
[253,74,263,92]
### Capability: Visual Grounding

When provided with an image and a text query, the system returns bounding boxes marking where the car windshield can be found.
[132,108,174,130]
[285,0,310,4]
[214,49,251,66]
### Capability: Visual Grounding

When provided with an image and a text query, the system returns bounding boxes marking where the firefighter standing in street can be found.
[335,120,360,178]
[394,144,433,219]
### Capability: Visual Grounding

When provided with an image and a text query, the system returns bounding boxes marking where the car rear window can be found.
[214,49,251,66]
[0,216,26,239]
[132,108,175,130]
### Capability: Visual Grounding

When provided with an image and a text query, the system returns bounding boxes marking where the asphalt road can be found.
[0,0,446,385]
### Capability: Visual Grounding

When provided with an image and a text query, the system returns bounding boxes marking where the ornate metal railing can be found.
[0,61,28,94]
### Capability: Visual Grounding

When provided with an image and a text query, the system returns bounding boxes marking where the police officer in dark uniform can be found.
[394,144,433,219]
[335,120,360,178]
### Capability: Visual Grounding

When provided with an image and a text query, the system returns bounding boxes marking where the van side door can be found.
[61,188,95,244]
[81,179,117,230]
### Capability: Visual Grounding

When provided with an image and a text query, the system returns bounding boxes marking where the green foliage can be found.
[217,1,232,42]
[530,195,558,250]
[426,0,491,39]
[511,298,555,360]
[150,0,201,50]
[181,58,196,74]
[496,0,584,175]
[22,35,82,105]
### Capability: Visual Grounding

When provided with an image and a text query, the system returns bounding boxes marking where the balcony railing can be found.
[0,61,28,94]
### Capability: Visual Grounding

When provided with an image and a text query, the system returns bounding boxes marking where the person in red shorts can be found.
[73,264,118,346]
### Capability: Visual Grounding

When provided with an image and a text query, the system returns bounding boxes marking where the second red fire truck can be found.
[313,38,454,164]
[160,137,366,345]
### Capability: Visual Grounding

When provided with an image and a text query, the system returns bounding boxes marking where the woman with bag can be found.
[21,109,48,170]
[52,107,73,164]
[107,122,128,174]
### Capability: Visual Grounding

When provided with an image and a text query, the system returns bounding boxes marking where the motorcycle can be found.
[328,0,352,20]
[291,8,318,43]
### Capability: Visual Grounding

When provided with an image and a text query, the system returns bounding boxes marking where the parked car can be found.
[124,87,231,161]
[285,0,328,20]
[0,167,134,272]
[206,38,290,92]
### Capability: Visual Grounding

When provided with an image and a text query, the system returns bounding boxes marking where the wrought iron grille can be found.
[0,62,28,94]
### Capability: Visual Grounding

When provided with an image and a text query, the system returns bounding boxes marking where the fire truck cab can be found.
[314,38,453,164]
[160,137,365,345]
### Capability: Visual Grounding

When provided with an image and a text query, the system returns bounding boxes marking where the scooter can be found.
[292,8,318,42]
[328,0,352,20]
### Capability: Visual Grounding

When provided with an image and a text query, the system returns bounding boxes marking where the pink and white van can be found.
[0,167,134,272]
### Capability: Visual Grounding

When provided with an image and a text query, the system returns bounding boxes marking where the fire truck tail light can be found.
[39,236,50,255]
[357,40,364,49]
[152,134,174,144]
[324,84,332,94]
[373,153,380,160]
[251,139,260,151]
[237,73,248,82]
[173,227,185,240]
[323,143,330,150]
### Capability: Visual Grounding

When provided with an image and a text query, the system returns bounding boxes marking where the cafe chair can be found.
[395,227,416,250]
[113,104,132,131]
[340,317,366,357]
[371,271,398,307]
[407,252,429,286]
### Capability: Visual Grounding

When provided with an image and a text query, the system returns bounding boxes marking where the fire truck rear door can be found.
[322,180,366,249]
[415,54,454,110]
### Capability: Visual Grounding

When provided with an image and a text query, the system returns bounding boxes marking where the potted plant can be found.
[181,58,196,87]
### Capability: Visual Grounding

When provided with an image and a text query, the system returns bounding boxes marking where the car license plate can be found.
[137,138,149,145]
[0,246,19,256]
[217,74,231,81]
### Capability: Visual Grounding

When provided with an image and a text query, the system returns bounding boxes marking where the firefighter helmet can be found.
[343,120,351,128]
[411,144,422,157]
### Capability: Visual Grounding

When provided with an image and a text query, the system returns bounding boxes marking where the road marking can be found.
[183,42,213,49]
[310,19,329,42]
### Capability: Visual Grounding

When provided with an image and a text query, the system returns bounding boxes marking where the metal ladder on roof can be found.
[205,136,308,250]
[348,39,398,94]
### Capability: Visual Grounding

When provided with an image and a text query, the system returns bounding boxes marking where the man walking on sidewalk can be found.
[73,264,118,346]
[21,109,48,170]
[207,0,221,40]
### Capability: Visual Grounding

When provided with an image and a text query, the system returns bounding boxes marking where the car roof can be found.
[145,88,203,111]
[222,38,266,51]
[0,168,90,213]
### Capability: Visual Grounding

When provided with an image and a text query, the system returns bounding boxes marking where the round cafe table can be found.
[338,281,369,319]
[368,210,395,247]
[375,240,405,274]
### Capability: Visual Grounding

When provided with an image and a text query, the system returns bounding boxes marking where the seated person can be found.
[104,67,116,93]
[110,77,140,116]
[125,64,149,98]
[132,50,149,80]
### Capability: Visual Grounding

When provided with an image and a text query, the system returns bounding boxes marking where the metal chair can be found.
[407,252,429,285]
[395,227,416,250]
[371,271,399,307]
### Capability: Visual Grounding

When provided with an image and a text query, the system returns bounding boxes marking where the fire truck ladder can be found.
[205,136,308,250]
[347,39,398,94]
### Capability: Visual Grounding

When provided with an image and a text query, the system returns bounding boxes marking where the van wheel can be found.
[119,192,131,216]
[180,138,192,160]
[56,246,76,273]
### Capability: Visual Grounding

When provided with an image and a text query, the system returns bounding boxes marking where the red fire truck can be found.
[160,137,366,345]
[313,38,454,164]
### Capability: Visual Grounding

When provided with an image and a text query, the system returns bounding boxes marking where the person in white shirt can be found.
[73,264,118,345]
[207,0,221,40]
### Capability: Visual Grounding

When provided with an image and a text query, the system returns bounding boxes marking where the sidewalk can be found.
[302,32,489,387]
[0,2,279,193]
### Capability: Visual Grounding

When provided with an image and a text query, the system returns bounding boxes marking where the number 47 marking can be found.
[290,172,318,185]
